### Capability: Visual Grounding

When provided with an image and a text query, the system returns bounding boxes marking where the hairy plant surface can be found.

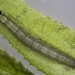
[0,0,75,58]
[0,0,75,75]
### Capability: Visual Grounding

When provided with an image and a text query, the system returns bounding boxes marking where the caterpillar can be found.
[0,10,75,68]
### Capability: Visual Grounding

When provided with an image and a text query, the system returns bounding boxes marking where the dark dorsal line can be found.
[0,11,75,68]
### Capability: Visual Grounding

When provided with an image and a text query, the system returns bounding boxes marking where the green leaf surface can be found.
[0,49,33,75]
[0,0,75,75]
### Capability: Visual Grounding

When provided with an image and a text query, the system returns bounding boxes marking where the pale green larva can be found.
[0,11,75,68]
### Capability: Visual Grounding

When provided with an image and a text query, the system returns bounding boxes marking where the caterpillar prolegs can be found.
[0,11,75,68]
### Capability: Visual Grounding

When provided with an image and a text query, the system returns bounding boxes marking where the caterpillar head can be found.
[0,11,2,15]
